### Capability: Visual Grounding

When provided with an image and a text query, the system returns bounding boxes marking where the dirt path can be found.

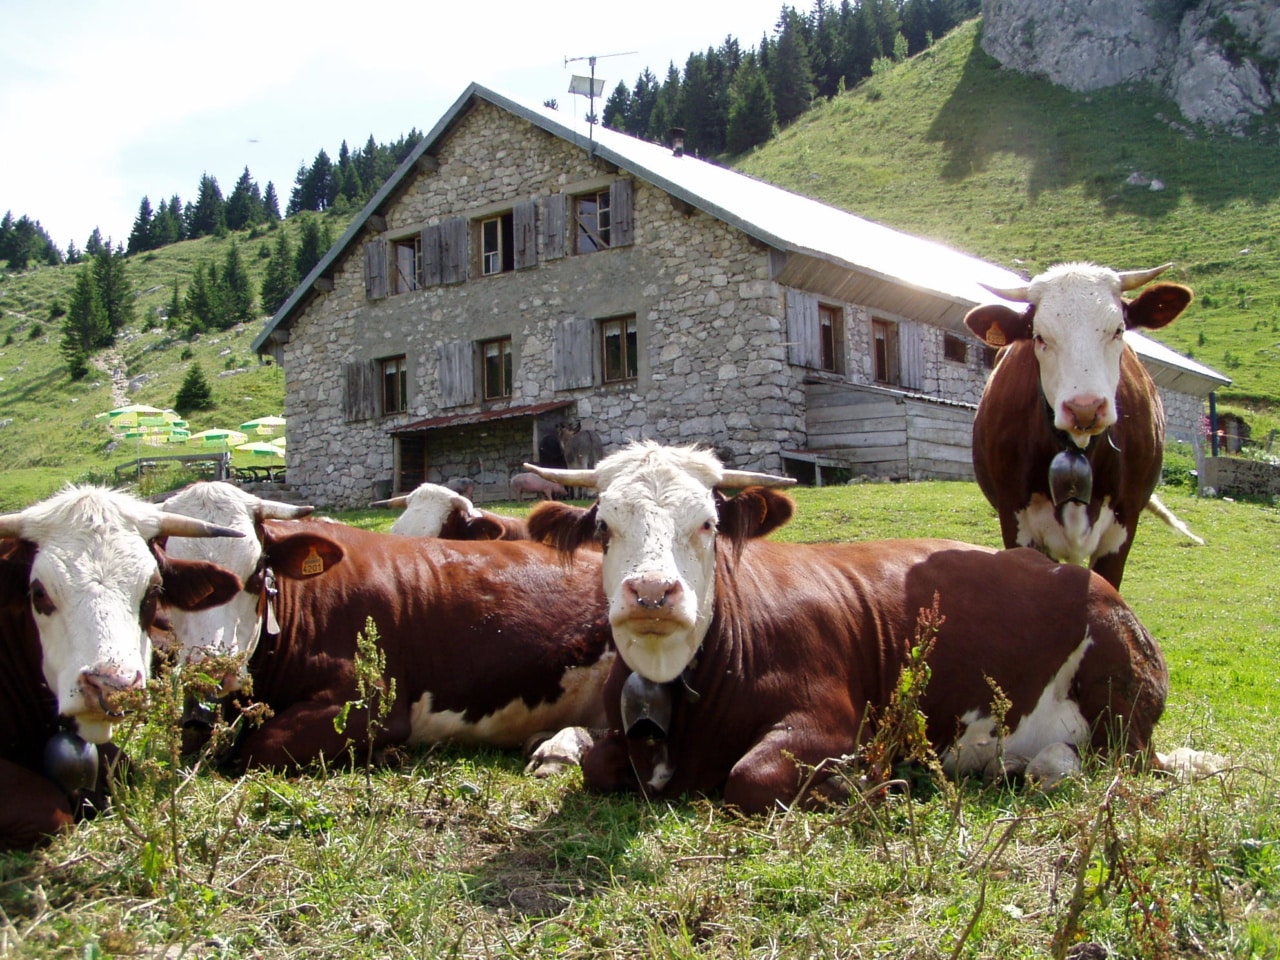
[91,348,129,408]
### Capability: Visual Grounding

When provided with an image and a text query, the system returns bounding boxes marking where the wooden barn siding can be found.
[803,381,976,480]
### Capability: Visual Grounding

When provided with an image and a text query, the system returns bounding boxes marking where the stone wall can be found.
[1202,455,1280,499]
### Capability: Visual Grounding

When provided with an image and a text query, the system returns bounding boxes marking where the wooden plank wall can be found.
[804,381,976,480]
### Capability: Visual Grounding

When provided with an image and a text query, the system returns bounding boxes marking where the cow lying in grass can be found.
[525,443,1171,813]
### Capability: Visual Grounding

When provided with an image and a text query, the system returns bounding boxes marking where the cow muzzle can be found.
[78,665,145,719]
[1059,395,1110,440]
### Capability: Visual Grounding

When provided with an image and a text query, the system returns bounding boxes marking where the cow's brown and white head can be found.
[0,485,244,742]
[526,442,794,683]
[965,262,1192,447]
[162,482,319,689]
[373,482,506,540]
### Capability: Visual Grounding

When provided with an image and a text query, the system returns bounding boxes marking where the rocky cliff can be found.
[980,0,1280,130]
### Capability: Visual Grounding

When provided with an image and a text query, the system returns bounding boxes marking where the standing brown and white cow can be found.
[0,486,243,849]
[964,261,1198,588]
[161,482,611,772]
[526,443,1169,813]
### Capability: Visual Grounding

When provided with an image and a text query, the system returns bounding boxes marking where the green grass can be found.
[2,482,1277,958]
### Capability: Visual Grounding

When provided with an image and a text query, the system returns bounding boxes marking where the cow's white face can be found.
[161,484,265,682]
[591,445,728,683]
[0,486,243,743]
[390,483,478,537]
[1025,264,1130,447]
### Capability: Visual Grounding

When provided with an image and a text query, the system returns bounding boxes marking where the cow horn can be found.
[155,513,247,539]
[371,495,410,510]
[978,280,1031,303]
[717,470,797,490]
[523,463,598,490]
[256,501,314,520]
[1117,263,1173,291]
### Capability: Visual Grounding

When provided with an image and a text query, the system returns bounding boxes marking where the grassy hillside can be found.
[737,19,1280,409]
[0,218,349,510]
[3,18,1278,509]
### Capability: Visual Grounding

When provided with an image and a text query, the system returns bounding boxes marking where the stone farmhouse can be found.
[253,83,1229,507]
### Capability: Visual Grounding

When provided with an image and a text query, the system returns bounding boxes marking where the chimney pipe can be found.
[669,127,685,157]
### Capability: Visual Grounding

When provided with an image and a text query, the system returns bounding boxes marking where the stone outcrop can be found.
[981,0,1280,131]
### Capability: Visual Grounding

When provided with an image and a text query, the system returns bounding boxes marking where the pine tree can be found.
[225,167,263,231]
[727,56,777,154]
[188,173,227,238]
[92,246,134,339]
[647,62,684,143]
[262,182,282,221]
[182,263,214,336]
[603,81,631,131]
[85,228,106,258]
[174,363,215,416]
[770,7,816,127]
[294,217,330,281]
[681,52,717,155]
[629,68,660,138]
[127,196,154,255]
[221,243,254,326]
[65,240,82,264]
[60,268,109,378]
[261,227,299,315]
[166,278,183,328]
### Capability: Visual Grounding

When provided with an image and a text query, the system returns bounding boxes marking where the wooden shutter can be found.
[554,317,594,390]
[441,217,468,284]
[899,319,925,391]
[343,360,378,421]
[610,179,633,246]
[513,200,538,270]
[438,340,475,408]
[542,193,566,261]
[363,240,387,300]
[421,223,443,287]
[786,289,822,369]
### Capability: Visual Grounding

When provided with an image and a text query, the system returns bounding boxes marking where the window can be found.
[391,236,420,293]
[872,319,900,385]
[480,213,515,276]
[381,356,408,415]
[481,337,513,400]
[601,315,637,383]
[818,304,843,373]
[982,345,999,369]
[575,189,611,254]
[943,333,968,363]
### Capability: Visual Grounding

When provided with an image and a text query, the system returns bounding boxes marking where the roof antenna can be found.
[565,51,636,153]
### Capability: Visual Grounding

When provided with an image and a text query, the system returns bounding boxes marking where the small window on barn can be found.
[943,333,968,364]
[479,212,515,276]
[601,315,638,383]
[818,304,844,374]
[391,236,421,294]
[575,189,611,254]
[481,337,513,400]
[872,318,901,386]
[982,345,999,369]
[381,355,408,415]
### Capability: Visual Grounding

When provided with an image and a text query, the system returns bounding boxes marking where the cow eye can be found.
[700,520,716,534]
[595,519,611,550]
[30,580,55,616]
[1113,326,1126,340]
[140,583,162,627]
[1033,333,1046,348]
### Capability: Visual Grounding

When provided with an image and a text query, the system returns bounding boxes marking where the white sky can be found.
[1,0,788,252]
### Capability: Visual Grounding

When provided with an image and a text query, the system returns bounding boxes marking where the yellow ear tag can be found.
[985,327,1007,347]
[301,548,325,576]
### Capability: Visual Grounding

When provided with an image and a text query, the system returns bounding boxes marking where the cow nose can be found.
[623,575,683,611]
[1063,395,1107,432]
[79,665,144,716]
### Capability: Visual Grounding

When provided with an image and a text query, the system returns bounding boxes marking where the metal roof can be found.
[253,81,1229,397]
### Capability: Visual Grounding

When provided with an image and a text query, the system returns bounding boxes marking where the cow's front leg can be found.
[579,730,644,795]
[0,759,77,851]
[724,726,856,814]
[234,699,368,771]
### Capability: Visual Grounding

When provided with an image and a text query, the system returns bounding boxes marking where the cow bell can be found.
[43,730,99,796]
[620,671,674,742]
[1049,448,1093,506]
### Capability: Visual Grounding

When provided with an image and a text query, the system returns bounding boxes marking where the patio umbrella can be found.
[189,428,249,449]
[240,415,286,436]
[269,435,286,451]
[97,404,179,429]
[235,441,286,459]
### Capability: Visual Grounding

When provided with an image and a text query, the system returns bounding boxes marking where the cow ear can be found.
[0,545,34,614]
[264,530,346,580]
[964,303,1032,347]
[527,501,596,555]
[153,545,245,611]
[1125,283,1192,331]
[717,487,794,544]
